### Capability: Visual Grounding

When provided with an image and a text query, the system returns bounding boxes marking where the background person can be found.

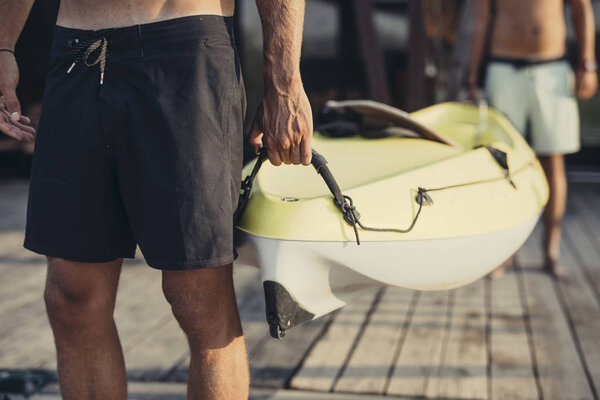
[467,0,597,278]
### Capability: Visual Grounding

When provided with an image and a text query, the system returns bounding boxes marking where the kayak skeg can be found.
[234,101,549,339]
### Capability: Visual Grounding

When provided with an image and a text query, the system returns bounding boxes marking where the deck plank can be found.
[333,287,415,395]
[425,280,488,400]
[0,259,46,319]
[557,220,600,396]
[290,290,380,392]
[2,180,600,397]
[566,187,600,299]
[489,271,538,400]
[386,290,453,397]
[516,228,594,400]
[573,184,600,248]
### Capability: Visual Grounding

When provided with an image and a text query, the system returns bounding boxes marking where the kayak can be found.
[235,101,548,338]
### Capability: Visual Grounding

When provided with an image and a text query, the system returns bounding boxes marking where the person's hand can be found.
[0,51,35,141]
[248,79,313,166]
[466,82,482,103]
[575,68,598,100]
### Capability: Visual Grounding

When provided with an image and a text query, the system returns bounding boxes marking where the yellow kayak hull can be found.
[235,102,548,338]
[237,102,548,242]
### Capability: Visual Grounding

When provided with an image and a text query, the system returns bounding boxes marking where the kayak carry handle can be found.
[235,148,362,242]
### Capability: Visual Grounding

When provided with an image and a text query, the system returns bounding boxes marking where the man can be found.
[0,0,312,399]
[467,0,597,278]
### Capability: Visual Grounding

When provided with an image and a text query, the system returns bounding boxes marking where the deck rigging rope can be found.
[236,147,528,245]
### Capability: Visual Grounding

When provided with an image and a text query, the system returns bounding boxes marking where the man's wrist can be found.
[263,70,303,97]
[0,39,16,52]
[579,58,598,72]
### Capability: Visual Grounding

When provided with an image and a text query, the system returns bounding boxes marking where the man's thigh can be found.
[529,62,580,156]
[485,62,529,134]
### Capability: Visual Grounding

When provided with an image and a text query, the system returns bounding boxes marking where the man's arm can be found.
[0,0,36,141]
[569,0,598,100]
[249,0,313,166]
[466,0,491,100]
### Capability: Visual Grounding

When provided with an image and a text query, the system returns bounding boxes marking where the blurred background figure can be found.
[467,0,597,279]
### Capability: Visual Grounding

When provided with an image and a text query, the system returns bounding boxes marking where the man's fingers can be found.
[300,137,312,166]
[247,121,264,153]
[0,119,33,141]
[0,88,22,121]
[290,143,301,165]
[0,109,35,134]
[13,121,36,134]
[279,148,291,165]
[266,142,283,166]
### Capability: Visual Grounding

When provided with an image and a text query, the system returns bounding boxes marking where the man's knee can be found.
[162,265,242,346]
[44,257,117,330]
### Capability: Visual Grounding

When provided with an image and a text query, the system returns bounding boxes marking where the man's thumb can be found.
[2,89,21,121]
[248,121,263,151]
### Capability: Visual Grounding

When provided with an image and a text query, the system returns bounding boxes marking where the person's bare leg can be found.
[45,257,126,400]
[488,254,516,280]
[162,264,249,400]
[538,154,569,278]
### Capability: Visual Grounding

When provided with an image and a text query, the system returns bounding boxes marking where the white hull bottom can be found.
[235,214,539,337]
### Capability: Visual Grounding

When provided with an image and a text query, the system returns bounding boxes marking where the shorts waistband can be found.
[488,55,567,69]
[51,15,234,62]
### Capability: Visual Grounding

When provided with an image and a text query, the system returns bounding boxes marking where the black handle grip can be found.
[236,147,349,223]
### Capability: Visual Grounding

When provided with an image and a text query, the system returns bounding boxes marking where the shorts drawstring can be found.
[67,37,108,85]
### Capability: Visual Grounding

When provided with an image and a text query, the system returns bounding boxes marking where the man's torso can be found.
[490,0,566,60]
[56,0,234,29]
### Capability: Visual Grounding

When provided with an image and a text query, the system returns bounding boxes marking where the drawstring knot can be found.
[67,37,109,85]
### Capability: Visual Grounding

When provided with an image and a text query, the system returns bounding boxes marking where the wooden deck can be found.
[1,179,599,399]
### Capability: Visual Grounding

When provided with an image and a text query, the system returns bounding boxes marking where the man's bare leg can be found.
[538,154,569,278]
[162,264,249,400]
[44,257,126,400]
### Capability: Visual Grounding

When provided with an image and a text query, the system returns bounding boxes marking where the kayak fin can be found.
[263,280,315,339]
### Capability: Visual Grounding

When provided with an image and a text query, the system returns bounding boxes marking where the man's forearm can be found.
[467,0,491,85]
[0,0,35,50]
[570,0,596,62]
[255,0,305,95]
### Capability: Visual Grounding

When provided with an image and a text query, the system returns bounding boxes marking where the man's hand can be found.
[248,81,313,166]
[575,68,598,100]
[0,52,35,141]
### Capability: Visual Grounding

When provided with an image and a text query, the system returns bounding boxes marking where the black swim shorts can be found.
[24,15,246,270]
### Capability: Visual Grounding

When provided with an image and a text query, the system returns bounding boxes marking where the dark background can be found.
[2,0,599,178]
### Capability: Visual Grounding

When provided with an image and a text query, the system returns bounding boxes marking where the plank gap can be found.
[562,226,600,310]
[515,264,544,400]
[382,291,420,395]
[552,273,600,400]
[282,311,338,390]
[329,286,386,392]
